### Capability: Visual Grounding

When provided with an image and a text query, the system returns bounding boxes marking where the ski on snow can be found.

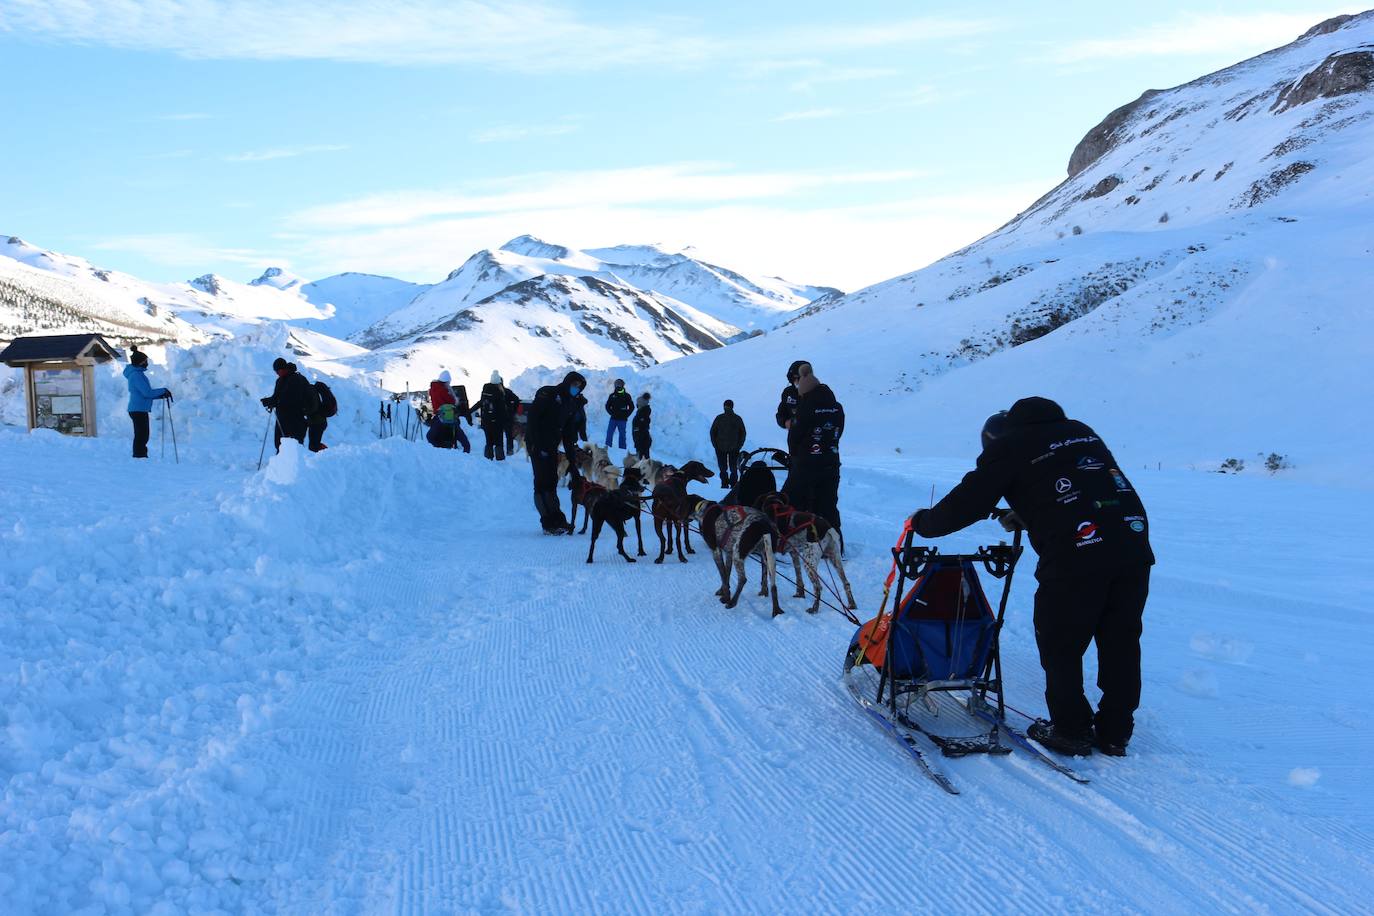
[846,679,959,795]
[965,701,1091,785]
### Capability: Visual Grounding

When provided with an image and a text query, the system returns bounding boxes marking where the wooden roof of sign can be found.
[0,333,120,367]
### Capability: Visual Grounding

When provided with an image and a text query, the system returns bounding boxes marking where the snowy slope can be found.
[353,235,834,350]
[295,272,431,340]
[2,421,1369,912]
[346,273,737,394]
[0,236,335,344]
[655,13,1374,485]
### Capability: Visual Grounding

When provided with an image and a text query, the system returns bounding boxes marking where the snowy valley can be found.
[2,11,1373,915]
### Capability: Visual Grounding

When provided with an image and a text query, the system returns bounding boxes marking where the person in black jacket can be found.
[478,371,511,460]
[910,396,1155,757]
[710,400,747,488]
[775,359,808,430]
[526,371,587,534]
[604,379,634,450]
[260,357,317,452]
[502,385,521,454]
[631,392,652,459]
[783,363,843,531]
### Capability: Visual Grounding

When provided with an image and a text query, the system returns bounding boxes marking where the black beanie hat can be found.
[787,359,810,383]
[130,349,148,367]
[724,399,734,409]
[272,357,289,372]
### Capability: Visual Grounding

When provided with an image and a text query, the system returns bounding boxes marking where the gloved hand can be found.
[907,508,926,533]
[260,397,273,411]
[161,390,174,403]
[996,509,1024,532]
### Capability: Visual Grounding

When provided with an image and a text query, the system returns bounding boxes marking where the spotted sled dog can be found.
[691,498,783,617]
[757,493,857,614]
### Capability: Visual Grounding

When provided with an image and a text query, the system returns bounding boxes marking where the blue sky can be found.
[0,1,1360,290]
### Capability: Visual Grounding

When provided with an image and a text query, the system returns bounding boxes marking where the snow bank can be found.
[0,430,521,913]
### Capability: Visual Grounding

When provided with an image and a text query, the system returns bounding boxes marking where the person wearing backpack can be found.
[631,392,652,459]
[783,362,843,532]
[260,357,314,452]
[122,348,172,459]
[478,370,511,460]
[427,369,472,452]
[604,379,633,450]
[502,384,521,454]
[307,378,337,452]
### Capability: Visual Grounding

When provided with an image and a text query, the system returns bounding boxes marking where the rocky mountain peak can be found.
[499,235,571,260]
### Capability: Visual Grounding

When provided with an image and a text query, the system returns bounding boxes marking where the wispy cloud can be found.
[0,2,994,72]
[789,66,900,93]
[90,234,269,269]
[224,144,349,163]
[285,163,923,231]
[1050,10,1361,64]
[153,112,212,121]
[473,122,581,144]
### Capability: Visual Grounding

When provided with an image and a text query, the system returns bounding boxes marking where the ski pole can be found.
[257,408,274,470]
[168,401,179,464]
[160,402,167,459]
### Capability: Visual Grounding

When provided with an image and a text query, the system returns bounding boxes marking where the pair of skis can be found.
[846,679,1088,795]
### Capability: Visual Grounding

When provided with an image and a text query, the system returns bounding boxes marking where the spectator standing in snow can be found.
[909,397,1155,758]
[260,357,315,452]
[478,370,511,460]
[631,392,652,459]
[526,371,586,534]
[775,359,807,431]
[784,362,843,532]
[710,399,746,488]
[427,369,472,452]
[123,349,171,459]
[604,379,634,450]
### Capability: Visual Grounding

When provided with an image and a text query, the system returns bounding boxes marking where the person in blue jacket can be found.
[123,349,172,458]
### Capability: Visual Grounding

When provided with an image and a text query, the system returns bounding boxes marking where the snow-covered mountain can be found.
[655,12,1374,484]
[344,272,738,393]
[295,272,431,340]
[352,235,835,350]
[0,236,334,345]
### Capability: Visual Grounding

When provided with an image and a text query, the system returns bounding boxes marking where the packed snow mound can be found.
[345,273,738,395]
[0,236,334,344]
[654,12,1374,485]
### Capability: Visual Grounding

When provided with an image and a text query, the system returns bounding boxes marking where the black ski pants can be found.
[1033,566,1150,745]
[308,419,327,452]
[129,411,150,458]
[531,451,569,530]
[633,432,651,460]
[783,461,841,531]
[716,448,739,486]
[482,425,506,461]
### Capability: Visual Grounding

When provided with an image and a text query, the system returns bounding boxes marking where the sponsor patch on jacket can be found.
[1110,468,1131,491]
[1125,515,1146,533]
[1074,520,1103,547]
[1077,455,1105,471]
[1049,436,1100,451]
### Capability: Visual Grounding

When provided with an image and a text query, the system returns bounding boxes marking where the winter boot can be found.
[1093,734,1128,757]
[1027,720,1092,757]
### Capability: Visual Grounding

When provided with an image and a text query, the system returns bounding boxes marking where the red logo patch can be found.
[1076,521,1098,540]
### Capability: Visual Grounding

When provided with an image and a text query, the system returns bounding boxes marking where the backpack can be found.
[481,387,498,423]
[436,403,459,425]
[314,381,338,418]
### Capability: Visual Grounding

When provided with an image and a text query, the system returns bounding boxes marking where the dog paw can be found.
[624,557,636,564]
[807,606,819,615]
[678,557,688,564]
[654,558,664,565]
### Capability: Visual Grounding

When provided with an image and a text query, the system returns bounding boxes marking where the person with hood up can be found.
[775,360,807,430]
[604,379,634,450]
[631,391,652,459]
[502,383,522,454]
[427,369,472,452]
[478,370,511,461]
[710,399,747,488]
[783,362,844,531]
[526,370,587,534]
[909,397,1155,758]
[260,357,316,453]
[123,348,172,459]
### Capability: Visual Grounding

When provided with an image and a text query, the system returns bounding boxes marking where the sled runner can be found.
[843,523,1088,792]
[739,447,789,472]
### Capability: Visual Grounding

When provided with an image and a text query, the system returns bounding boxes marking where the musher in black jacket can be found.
[783,362,844,532]
[774,359,807,430]
[910,396,1154,757]
[632,392,652,459]
[527,371,586,534]
[710,400,747,488]
[604,379,634,450]
[479,371,511,461]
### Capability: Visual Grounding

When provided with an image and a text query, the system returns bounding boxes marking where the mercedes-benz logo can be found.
[1055,477,1072,494]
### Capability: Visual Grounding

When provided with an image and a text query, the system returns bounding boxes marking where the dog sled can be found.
[739,447,789,472]
[842,522,1088,793]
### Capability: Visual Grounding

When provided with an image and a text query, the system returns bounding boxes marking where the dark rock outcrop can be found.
[1300,15,1357,40]
[1067,90,1162,177]
[1272,49,1374,113]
